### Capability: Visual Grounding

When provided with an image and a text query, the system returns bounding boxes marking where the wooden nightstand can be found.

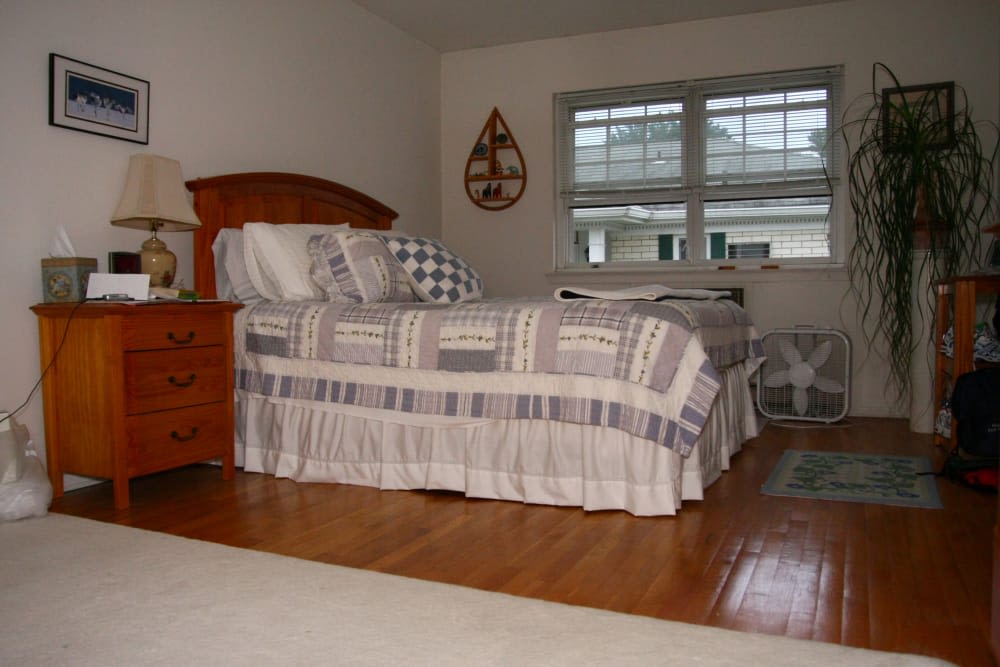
[31,300,243,508]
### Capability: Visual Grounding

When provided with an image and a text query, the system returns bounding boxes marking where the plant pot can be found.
[912,186,949,250]
[909,249,940,433]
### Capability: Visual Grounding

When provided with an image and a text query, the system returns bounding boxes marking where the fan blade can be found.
[778,337,803,366]
[793,387,810,415]
[812,375,845,394]
[763,370,790,388]
[807,340,833,369]
[788,361,816,389]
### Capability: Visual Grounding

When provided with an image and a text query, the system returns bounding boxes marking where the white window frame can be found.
[554,66,843,271]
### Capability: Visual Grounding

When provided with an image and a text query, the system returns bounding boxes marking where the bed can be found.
[186,172,765,516]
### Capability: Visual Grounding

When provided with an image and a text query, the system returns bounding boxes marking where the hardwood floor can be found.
[51,417,995,666]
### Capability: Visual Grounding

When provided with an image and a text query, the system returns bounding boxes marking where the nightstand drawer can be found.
[121,310,228,351]
[126,403,229,476]
[124,346,227,414]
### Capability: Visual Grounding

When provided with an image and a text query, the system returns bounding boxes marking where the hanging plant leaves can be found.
[841,62,1000,406]
[464,107,527,211]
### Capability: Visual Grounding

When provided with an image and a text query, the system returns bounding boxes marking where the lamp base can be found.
[140,235,176,288]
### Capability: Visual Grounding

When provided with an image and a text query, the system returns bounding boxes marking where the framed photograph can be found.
[882,81,954,151]
[108,251,142,274]
[49,53,149,144]
[988,238,1000,269]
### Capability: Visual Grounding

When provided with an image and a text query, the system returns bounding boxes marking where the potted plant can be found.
[841,62,999,411]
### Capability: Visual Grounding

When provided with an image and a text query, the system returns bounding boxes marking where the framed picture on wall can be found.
[881,81,954,151]
[49,53,149,144]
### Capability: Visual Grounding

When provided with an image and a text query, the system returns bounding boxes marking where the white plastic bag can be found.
[0,416,52,521]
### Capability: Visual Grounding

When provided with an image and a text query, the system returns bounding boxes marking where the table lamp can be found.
[110,154,201,287]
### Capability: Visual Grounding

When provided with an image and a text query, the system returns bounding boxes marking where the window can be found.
[728,242,770,259]
[555,66,842,269]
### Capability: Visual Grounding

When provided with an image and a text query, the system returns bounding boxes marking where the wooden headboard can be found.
[185,172,398,298]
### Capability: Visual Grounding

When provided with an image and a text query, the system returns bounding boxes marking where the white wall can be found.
[0,0,440,487]
[441,0,1000,418]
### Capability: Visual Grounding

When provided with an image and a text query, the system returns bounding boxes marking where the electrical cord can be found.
[0,298,87,427]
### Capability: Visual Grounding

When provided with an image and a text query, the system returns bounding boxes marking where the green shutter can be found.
[658,235,673,260]
[710,233,726,259]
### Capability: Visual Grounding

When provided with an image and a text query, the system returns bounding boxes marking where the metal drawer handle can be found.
[170,427,199,442]
[168,373,197,388]
[167,331,196,345]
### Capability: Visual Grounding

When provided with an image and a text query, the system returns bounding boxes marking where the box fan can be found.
[756,328,851,423]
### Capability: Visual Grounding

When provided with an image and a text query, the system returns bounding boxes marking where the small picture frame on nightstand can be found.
[109,251,141,274]
[987,238,1000,269]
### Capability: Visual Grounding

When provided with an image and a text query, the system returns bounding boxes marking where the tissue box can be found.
[41,257,98,303]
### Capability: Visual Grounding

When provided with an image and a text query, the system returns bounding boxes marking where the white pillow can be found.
[211,229,263,304]
[242,222,350,301]
[383,236,483,303]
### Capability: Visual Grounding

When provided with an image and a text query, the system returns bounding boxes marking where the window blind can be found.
[556,66,842,204]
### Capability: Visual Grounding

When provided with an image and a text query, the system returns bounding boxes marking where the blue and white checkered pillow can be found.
[383,236,483,303]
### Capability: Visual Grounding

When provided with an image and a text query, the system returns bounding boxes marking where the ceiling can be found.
[351,0,847,52]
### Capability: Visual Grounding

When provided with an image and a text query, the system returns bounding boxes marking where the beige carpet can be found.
[0,513,952,666]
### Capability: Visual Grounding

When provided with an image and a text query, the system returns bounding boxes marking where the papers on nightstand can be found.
[86,273,150,300]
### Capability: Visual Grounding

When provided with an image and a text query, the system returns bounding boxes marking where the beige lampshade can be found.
[111,155,200,287]
[111,154,201,232]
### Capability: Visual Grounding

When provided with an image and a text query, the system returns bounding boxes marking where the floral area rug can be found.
[761,450,942,509]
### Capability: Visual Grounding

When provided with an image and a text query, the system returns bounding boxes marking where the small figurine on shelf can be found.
[482,182,493,200]
[494,182,503,200]
[494,159,503,176]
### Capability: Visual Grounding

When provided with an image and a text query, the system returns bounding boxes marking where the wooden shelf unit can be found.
[933,273,1000,448]
[464,107,526,211]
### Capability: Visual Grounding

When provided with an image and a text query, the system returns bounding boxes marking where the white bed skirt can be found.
[238,362,758,516]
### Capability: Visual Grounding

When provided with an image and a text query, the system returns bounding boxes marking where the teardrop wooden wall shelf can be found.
[464,107,526,211]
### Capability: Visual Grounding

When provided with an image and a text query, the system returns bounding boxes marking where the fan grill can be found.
[756,328,851,423]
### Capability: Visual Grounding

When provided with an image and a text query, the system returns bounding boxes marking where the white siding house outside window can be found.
[555,66,842,269]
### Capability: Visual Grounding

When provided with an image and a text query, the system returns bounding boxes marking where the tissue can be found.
[41,226,97,303]
[49,224,77,257]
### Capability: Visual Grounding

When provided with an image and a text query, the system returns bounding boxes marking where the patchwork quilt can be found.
[235,297,763,456]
